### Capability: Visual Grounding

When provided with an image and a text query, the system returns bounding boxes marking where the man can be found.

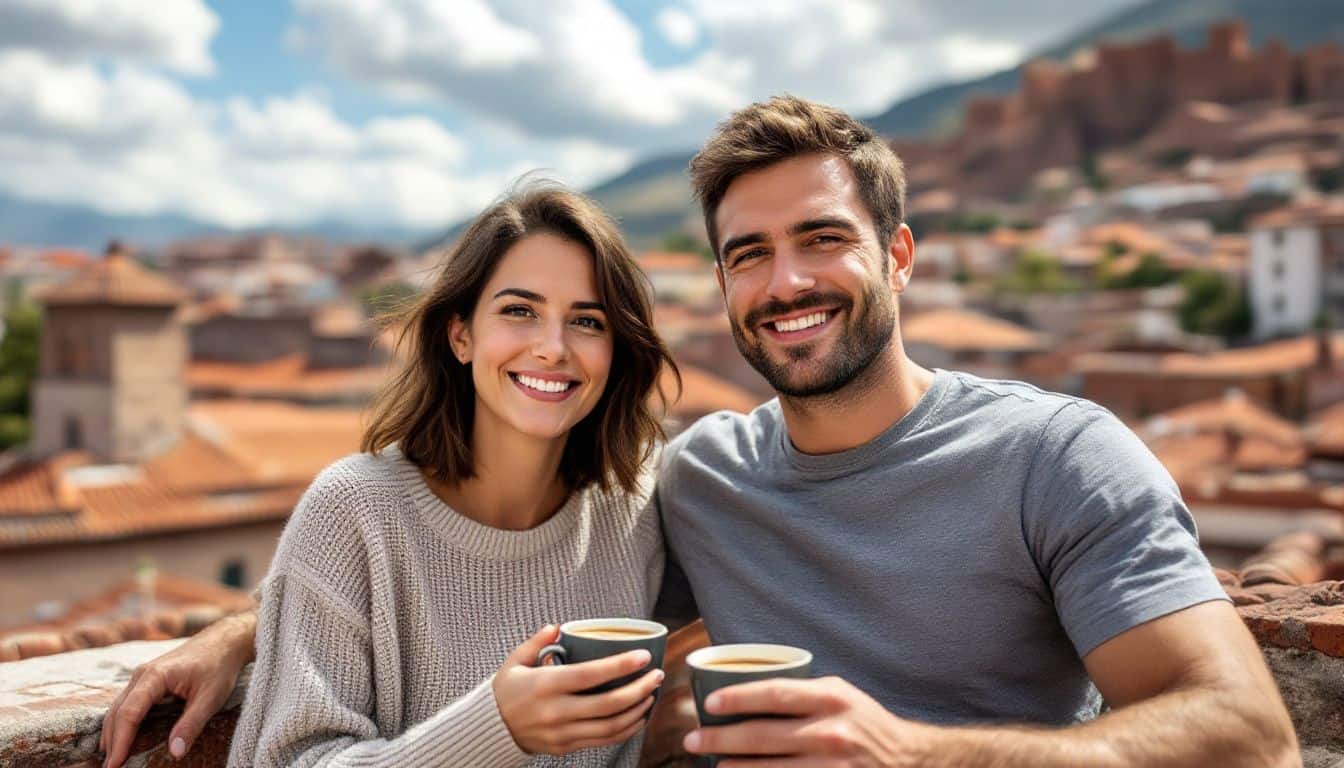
[99,96,1300,768]
[651,96,1297,766]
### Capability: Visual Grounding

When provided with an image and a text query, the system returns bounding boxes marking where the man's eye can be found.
[732,249,765,266]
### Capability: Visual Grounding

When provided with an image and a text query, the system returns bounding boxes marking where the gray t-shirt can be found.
[655,369,1227,725]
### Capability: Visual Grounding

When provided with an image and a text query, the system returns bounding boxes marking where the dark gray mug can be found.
[687,643,813,767]
[536,618,668,693]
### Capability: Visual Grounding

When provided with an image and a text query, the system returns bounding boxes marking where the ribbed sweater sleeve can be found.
[228,565,531,768]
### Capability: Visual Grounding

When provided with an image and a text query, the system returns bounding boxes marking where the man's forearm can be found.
[925,684,1299,768]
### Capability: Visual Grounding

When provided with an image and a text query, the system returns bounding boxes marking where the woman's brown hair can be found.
[361,181,678,494]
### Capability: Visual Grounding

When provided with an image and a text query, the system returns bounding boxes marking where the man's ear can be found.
[448,314,472,364]
[889,223,916,294]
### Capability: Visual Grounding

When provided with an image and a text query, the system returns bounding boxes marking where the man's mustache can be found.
[741,292,853,331]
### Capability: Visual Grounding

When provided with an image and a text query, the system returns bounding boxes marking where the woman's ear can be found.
[448,314,472,364]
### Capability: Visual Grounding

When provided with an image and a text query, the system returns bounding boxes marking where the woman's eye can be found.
[574,316,605,331]
[502,304,535,318]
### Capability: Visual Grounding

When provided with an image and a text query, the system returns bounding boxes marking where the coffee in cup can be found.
[536,618,668,693]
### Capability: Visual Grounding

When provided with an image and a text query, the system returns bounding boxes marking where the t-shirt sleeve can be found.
[1022,402,1228,658]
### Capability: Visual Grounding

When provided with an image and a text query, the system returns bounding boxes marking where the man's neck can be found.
[778,345,935,456]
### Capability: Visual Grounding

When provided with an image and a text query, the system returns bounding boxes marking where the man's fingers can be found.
[565,667,664,719]
[705,678,833,718]
[551,649,653,693]
[686,717,817,757]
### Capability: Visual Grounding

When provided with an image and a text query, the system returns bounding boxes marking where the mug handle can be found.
[537,644,568,666]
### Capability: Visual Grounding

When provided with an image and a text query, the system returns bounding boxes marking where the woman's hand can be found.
[493,625,665,755]
[99,611,257,768]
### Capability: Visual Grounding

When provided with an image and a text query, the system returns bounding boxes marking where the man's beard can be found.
[731,284,895,399]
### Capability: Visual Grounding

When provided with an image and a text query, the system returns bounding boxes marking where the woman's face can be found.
[450,232,614,443]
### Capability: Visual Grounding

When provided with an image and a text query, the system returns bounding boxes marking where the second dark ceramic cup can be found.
[536,617,668,693]
[687,643,814,767]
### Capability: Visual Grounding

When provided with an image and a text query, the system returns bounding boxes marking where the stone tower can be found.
[30,242,188,462]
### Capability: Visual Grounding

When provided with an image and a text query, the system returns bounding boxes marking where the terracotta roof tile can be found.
[663,364,763,419]
[186,355,387,400]
[1079,333,1344,377]
[0,574,253,660]
[36,246,185,307]
[903,309,1046,352]
[638,251,713,273]
[0,400,363,548]
[1250,198,1344,230]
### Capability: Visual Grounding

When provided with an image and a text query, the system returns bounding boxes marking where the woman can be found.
[102,181,680,768]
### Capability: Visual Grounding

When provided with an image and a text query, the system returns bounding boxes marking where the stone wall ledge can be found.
[0,639,248,768]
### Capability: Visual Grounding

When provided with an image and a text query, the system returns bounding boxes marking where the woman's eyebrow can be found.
[493,288,603,312]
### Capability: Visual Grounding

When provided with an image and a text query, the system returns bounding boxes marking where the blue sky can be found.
[0,0,1139,234]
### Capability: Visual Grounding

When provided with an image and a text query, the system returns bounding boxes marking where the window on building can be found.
[1272,260,1285,279]
[63,417,83,450]
[1272,229,1285,247]
[1273,295,1287,316]
[220,560,246,588]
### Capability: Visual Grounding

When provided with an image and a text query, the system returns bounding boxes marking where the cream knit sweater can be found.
[227,446,664,768]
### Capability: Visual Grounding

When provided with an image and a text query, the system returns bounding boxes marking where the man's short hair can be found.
[689,95,906,261]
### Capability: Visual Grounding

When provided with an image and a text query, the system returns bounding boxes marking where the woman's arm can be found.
[231,567,664,768]
[100,609,258,768]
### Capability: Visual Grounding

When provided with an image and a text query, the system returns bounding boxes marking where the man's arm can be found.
[100,609,258,768]
[684,600,1300,767]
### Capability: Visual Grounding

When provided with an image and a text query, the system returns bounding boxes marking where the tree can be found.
[0,299,41,450]
[659,231,714,261]
[1102,252,1179,290]
[1178,271,1251,340]
[996,249,1080,295]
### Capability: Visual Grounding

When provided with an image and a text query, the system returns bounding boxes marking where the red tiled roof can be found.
[186,355,388,400]
[0,400,364,548]
[1079,333,1344,377]
[1250,198,1344,230]
[0,574,254,660]
[663,364,763,419]
[36,247,185,307]
[638,251,712,273]
[903,309,1045,352]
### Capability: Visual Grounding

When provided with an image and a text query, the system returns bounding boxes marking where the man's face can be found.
[714,153,908,398]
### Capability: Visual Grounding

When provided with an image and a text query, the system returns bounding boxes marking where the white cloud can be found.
[0,0,219,74]
[0,54,570,231]
[289,0,743,147]
[656,8,699,49]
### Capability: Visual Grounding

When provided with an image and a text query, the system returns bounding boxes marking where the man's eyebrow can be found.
[493,289,604,312]
[788,217,860,237]
[721,231,767,258]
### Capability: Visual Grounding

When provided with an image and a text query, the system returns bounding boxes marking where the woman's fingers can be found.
[547,649,653,693]
[564,667,665,720]
[504,625,560,668]
[555,694,656,750]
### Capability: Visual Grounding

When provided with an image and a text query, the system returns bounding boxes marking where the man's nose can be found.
[765,248,816,301]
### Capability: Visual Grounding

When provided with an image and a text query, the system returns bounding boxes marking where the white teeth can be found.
[773,311,829,333]
[516,374,572,393]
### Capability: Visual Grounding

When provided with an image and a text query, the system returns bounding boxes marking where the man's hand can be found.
[683,676,934,767]
[99,611,257,768]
